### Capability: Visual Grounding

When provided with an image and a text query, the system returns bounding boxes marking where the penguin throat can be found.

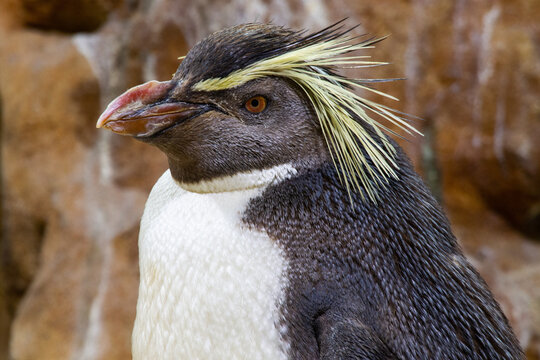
[176,164,298,193]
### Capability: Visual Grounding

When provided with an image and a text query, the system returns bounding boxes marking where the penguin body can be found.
[97,22,523,360]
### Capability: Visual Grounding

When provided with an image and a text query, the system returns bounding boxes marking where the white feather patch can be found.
[132,165,297,360]
[179,164,298,193]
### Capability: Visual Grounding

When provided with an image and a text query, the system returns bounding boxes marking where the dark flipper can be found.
[316,311,396,360]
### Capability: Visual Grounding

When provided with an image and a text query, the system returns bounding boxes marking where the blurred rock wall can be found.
[1,0,539,359]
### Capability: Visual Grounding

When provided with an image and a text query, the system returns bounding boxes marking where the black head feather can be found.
[174,19,358,87]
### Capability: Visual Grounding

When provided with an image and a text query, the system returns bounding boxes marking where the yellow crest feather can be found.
[193,26,421,202]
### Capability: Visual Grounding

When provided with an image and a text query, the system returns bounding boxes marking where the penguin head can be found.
[97,21,418,198]
[97,24,327,183]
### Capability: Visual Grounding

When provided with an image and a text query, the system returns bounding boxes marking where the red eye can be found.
[245,96,267,113]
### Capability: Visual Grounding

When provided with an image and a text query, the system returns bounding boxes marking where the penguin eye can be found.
[245,96,267,113]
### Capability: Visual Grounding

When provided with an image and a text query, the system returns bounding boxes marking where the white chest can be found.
[132,170,292,360]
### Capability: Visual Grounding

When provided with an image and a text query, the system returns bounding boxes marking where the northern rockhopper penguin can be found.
[96,21,523,359]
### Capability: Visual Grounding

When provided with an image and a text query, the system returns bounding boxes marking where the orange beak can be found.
[96,80,209,137]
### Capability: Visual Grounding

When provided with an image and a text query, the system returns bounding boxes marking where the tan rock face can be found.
[433,1,540,238]
[3,0,121,32]
[1,1,539,359]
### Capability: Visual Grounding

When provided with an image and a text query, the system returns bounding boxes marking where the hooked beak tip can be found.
[96,112,111,129]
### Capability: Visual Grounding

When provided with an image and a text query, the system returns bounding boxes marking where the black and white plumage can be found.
[97,22,523,359]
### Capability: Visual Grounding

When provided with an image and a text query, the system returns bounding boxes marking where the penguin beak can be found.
[96,80,210,137]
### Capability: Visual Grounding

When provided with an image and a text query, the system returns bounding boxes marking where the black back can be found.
[243,140,523,360]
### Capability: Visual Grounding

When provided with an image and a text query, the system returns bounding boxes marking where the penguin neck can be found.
[172,163,299,193]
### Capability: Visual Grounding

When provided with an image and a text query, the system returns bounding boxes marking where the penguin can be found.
[96,21,523,359]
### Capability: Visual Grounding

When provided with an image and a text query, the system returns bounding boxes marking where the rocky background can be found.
[1,0,539,359]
